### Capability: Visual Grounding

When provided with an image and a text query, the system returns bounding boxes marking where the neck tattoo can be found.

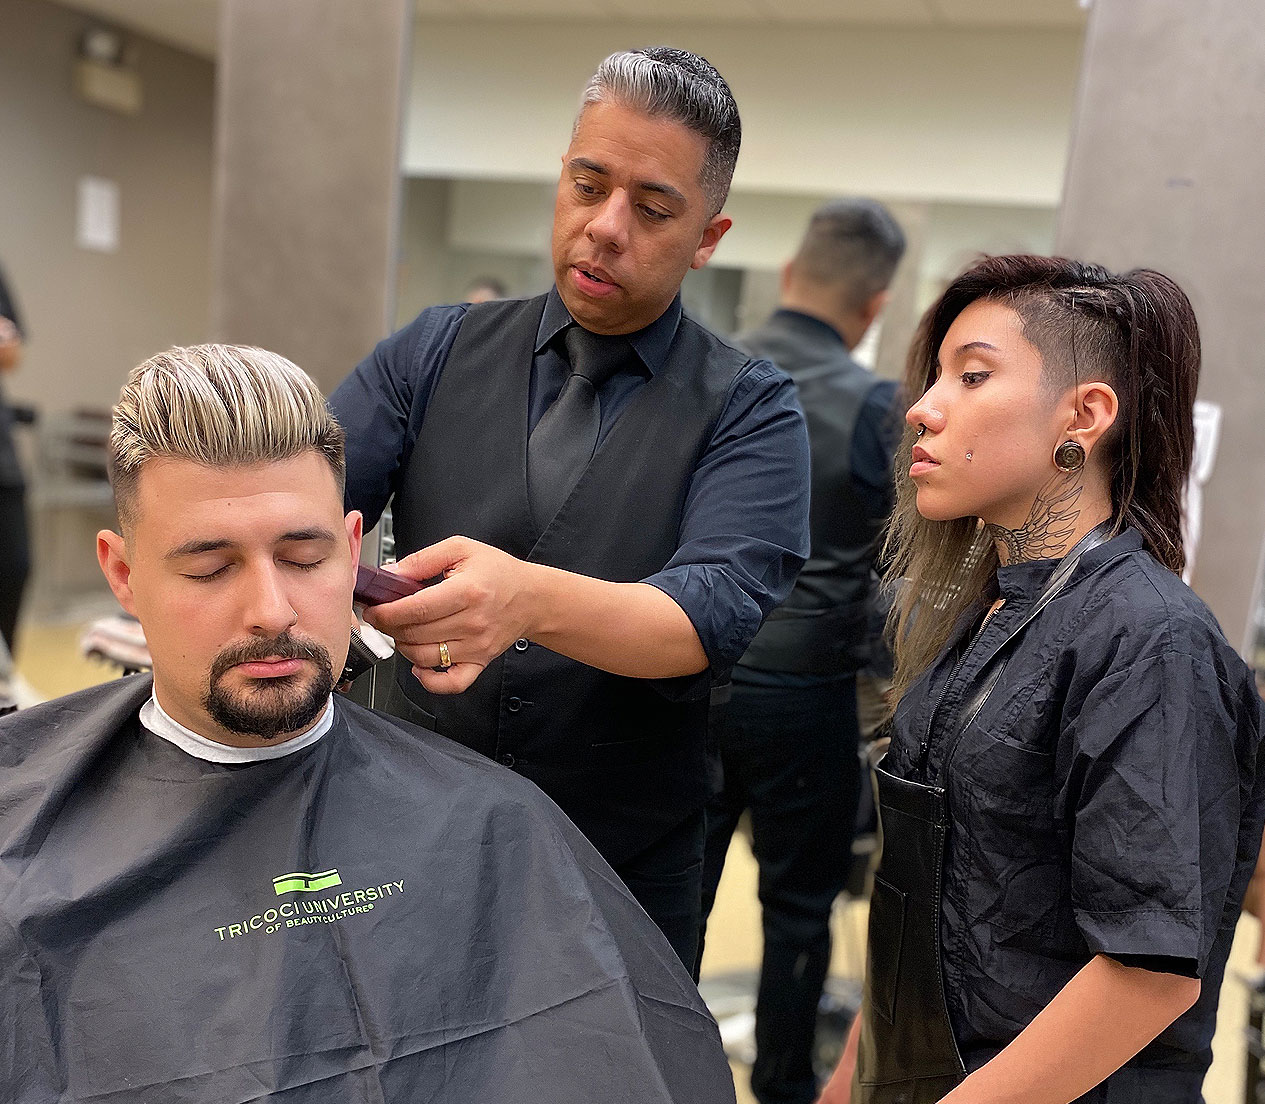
[986,470,1083,566]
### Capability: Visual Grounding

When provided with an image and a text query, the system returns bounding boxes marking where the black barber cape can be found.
[0,676,736,1104]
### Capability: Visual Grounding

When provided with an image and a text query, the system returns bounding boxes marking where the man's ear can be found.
[97,530,138,616]
[860,289,891,332]
[345,511,364,584]
[691,213,733,270]
[779,260,795,296]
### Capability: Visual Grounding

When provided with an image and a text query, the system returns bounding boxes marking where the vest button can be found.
[498,752,515,767]
[514,638,529,652]
[507,696,522,712]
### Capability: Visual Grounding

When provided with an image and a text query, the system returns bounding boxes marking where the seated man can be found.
[0,344,735,1104]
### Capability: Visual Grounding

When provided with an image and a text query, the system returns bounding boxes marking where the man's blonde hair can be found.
[109,344,345,529]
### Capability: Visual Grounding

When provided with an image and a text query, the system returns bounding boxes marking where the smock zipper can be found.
[917,602,1002,779]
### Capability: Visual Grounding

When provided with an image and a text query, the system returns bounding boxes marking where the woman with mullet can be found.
[820,255,1265,1103]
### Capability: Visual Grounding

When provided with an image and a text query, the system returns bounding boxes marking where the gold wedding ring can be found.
[437,641,452,670]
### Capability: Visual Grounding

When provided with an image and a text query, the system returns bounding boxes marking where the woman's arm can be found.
[816,1012,861,1103]
[815,954,1196,1104]
[939,954,1199,1104]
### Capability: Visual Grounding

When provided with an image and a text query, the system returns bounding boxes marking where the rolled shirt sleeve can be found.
[643,358,811,677]
[1061,637,1252,977]
[333,307,811,686]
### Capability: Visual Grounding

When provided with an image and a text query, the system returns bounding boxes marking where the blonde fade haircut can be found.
[108,344,346,531]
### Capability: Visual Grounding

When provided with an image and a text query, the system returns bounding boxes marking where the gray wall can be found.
[1056,0,1265,653]
[0,0,215,611]
[210,0,411,394]
[0,0,215,418]
[395,177,552,329]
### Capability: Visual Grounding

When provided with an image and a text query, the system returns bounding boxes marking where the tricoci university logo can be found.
[213,866,405,943]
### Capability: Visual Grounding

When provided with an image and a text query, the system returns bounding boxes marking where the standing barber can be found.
[698,199,904,1104]
[330,47,810,970]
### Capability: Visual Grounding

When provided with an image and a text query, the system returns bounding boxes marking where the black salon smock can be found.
[883,530,1265,1099]
[0,676,736,1104]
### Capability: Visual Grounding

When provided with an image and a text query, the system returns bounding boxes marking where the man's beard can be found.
[203,631,334,740]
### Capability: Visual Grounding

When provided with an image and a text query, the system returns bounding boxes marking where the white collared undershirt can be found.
[139,692,334,764]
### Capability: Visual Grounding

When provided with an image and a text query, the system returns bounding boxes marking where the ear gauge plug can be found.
[1054,440,1087,473]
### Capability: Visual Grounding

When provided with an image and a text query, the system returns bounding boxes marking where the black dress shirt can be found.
[331,288,811,674]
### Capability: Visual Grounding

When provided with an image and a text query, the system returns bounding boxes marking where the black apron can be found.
[855,523,1112,1103]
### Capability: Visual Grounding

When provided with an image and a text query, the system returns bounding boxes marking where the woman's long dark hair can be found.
[885,254,1201,702]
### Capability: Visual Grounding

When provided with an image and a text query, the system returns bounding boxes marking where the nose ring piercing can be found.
[916,424,927,437]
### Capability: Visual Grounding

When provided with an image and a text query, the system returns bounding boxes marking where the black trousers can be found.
[698,671,861,1104]
[0,485,30,655]
[613,807,707,977]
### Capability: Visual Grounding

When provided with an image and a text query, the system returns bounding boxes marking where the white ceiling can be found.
[47,0,1087,60]
[416,0,1089,26]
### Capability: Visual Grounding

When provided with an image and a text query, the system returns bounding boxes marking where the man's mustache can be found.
[209,632,330,682]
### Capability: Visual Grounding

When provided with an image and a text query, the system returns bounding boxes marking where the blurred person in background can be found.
[697,198,905,1104]
[0,344,738,1104]
[820,255,1265,1103]
[0,261,30,659]
[462,276,507,303]
[331,47,810,971]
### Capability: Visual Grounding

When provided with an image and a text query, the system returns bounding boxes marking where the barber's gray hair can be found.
[108,343,345,528]
[579,47,741,216]
[793,198,907,310]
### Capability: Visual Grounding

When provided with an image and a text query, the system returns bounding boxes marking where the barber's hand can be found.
[361,536,533,695]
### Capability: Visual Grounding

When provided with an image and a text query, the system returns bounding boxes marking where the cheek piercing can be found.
[965,452,973,461]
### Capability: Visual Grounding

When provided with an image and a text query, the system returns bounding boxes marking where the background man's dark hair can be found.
[580,47,742,217]
[791,198,906,309]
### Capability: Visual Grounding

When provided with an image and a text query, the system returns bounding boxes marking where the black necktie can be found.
[527,325,630,529]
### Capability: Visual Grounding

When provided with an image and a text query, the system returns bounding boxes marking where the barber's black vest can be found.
[385,295,749,864]
[736,311,889,675]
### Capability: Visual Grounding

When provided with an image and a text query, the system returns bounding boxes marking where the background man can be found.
[0,262,30,661]
[0,344,736,1104]
[331,47,811,970]
[697,199,906,1104]
[461,275,507,303]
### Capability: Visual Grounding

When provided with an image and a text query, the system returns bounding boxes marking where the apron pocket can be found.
[869,874,906,1024]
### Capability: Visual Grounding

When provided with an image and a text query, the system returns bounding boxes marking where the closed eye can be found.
[184,565,230,582]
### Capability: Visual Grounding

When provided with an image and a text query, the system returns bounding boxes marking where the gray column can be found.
[1056,0,1265,652]
[873,201,929,384]
[210,0,410,393]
